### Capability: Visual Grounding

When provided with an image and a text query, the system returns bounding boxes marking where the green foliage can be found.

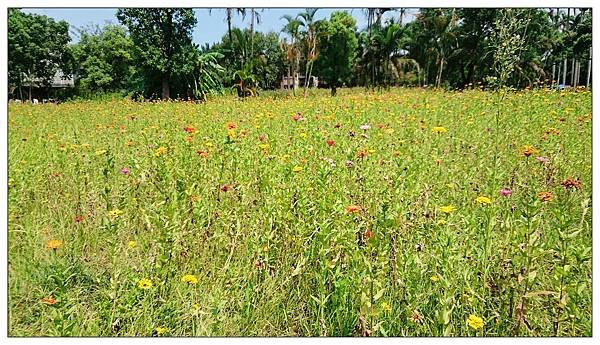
[8,9,72,98]
[116,8,197,99]
[72,24,135,93]
[313,11,358,95]
[8,88,592,336]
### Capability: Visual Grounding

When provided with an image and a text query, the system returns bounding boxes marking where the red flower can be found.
[364,230,374,240]
[293,113,304,121]
[561,178,582,190]
[356,149,368,159]
[221,184,231,192]
[74,215,84,223]
[326,139,335,147]
[183,126,196,134]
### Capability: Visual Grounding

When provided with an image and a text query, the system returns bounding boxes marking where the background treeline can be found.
[7,8,592,101]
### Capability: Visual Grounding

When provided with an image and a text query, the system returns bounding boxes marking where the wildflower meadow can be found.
[8,88,592,336]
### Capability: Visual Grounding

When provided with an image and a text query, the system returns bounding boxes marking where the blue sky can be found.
[21,8,416,46]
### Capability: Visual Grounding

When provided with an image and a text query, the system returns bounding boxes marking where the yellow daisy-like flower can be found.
[440,205,456,214]
[520,145,538,157]
[154,146,168,157]
[46,239,63,250]
[437,219,447,225]
[432,126,448,134]
[381,301,392,312]
[430,275,440,282]
[258,144,269,150]
[475,196,492,205]
[155,326,168,336]
[467,314,484,331]
[95,149,107,156]
[181,274,199,285]
[127,240,137,249]
[292,165,303,173]
[108,209,124,217]
[138,278,152,290]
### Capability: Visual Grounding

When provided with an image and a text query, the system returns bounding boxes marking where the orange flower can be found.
[46,239,62,250]
[520,145,538,157]
[41,296,57,305]
[364,230,374,239]
[538,191,554,202]
[326,139,335,147]
[197,150,209,158]
[356,149,368,159]
[346,205,362,214]
[225,122,237,130]
[74,215,84,223]
[184,136,193,142]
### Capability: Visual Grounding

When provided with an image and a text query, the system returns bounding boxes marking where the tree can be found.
[314,11,358,96]
[209,8,246,46]
[8,9,72,100]
[297,8,319,96]
[72,24,134,93]
[117,8,197,100]
[281,14,302,94]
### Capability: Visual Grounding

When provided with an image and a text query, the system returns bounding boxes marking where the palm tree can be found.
[297,8,319,96]
[281,14,301,94]
[249,9,263,59]
[208,8,246,45]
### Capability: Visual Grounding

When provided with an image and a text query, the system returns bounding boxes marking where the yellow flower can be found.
[181,274,198,285]
[520,145,539,157]
[381,301,392,312]
[95,149,107,156]
[138,278,152,289]
[155,326,168,336]
[258,144,269,150]
[292,165,303,173]
[437,219,447,225]
[440,205,456,214]
[432,126,448,134]
[108,209,124,217]
[127,240,136,249]
[430,275,440,282]
[46,239,62,250]
[227,128,237,139]
[154,146,168,157]
[475,196,492,205]
[467,314,484,331]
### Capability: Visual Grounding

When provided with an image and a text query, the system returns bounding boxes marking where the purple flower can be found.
[499,188,512,197]
[120,168,130,175]
[536,156,550,164]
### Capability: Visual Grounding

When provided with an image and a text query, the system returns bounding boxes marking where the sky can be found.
[21,8,417,46]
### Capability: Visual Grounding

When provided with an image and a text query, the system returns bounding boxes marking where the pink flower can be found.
[293,113,304,121]
[120,168,130,175]
[345,160,354,168]
[536,156,550,164]
[499,188,512,197]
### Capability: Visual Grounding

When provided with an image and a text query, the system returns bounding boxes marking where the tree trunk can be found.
[562,58,567,87]
[587,46,592,88]
[331,85,337,96]
[552,64,556,87]
[437,57,444,88]
[227,9,232,44]
[570,58,575,86]
[162,74,170,100]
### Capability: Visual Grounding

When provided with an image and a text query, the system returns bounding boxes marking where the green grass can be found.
[8,87,592,336]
